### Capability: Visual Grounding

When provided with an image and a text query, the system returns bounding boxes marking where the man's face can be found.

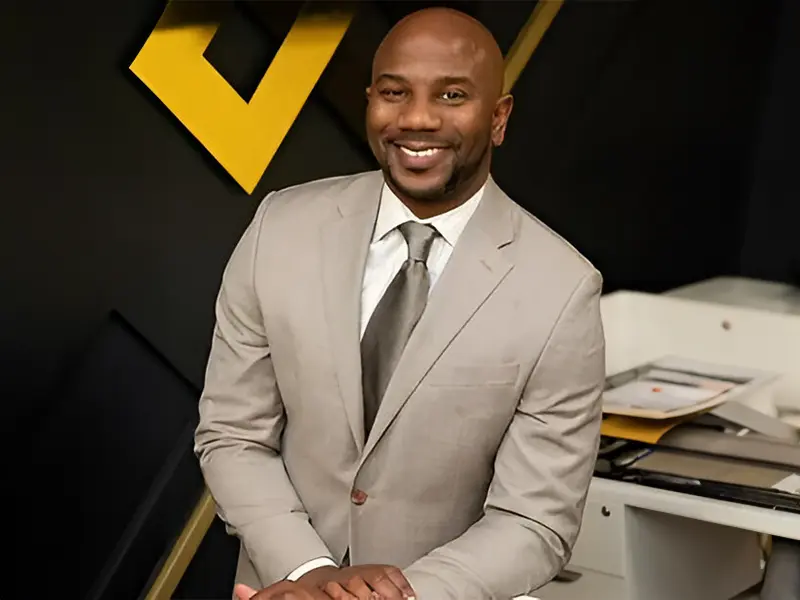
[366,31,510,203]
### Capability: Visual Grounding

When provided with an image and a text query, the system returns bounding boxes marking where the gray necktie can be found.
[361,221,439,438]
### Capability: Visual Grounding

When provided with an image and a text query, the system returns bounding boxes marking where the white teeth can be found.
[399,146,440,157]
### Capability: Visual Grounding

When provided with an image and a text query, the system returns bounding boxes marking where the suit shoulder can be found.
[513,203,599,275]
[262,171,377,212]
[504,200,602,294]
[243,171,377,235]
[273,171,371,200]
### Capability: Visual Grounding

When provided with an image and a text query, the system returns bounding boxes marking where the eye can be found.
[379,88,406,101]
[440,89,467,103]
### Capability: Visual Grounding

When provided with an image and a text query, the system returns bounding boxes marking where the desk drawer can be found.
[568,483,626,577]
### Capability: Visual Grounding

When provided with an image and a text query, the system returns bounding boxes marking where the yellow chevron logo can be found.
[130,1,354,194]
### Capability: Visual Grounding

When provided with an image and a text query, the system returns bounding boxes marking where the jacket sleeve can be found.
[194,193,333,585]
[403,270,606,599]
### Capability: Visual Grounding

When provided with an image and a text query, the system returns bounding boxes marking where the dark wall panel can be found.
[493,0,780,292]
[0,0,372,442]
[11,313,204,597]
[740,0,800,285]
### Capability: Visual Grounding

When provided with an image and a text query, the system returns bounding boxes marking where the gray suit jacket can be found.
[194,171,605,599]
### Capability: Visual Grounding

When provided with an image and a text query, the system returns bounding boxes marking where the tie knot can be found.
[398,221,438,263]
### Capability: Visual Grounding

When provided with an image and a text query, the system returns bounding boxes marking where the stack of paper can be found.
[600,357,779,443]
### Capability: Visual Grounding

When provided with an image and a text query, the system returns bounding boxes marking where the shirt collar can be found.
[372,182,485,248]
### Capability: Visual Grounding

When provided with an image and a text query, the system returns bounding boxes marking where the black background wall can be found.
[1,0,796,596]
[741,0,800,284]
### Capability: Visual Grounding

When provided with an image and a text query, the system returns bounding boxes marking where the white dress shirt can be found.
[359,182,484,338]
[285,182,484,582]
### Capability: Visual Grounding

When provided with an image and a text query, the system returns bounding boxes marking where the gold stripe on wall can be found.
[144,489,216,600]
[130,1,355,193]
[503,0,564,94]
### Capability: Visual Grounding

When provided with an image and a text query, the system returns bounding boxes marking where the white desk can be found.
[537,477,799,600]
[538,278,800,600]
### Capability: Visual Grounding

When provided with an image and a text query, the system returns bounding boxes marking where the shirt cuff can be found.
[286,557,338,581]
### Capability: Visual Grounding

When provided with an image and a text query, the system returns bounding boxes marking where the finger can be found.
[383,567,416,599]
[311,586,349,600]
[364,571,404,600]
[235,583,259,600]
[241,581,302,600]
[322,581,360,600]
[339,575,374,600]
[271,592,304,600]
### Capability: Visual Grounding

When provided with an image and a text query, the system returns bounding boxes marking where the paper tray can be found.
[601,355,779,419]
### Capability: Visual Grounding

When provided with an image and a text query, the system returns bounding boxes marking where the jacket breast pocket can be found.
[417,363,522,438]
[425,363,520,388]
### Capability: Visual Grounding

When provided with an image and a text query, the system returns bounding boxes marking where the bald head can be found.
[365,7,514,217]
[374,8,505,98]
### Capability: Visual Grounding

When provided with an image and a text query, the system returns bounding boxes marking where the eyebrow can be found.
[375,73,408,85]
[376,73,476,88]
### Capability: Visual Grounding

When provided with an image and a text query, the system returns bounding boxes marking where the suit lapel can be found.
[322,172,383,453]
[361,178,517,460]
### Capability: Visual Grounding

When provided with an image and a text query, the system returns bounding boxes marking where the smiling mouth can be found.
[399,147,441,158]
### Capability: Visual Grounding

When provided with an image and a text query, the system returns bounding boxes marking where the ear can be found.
[491,94,514,147]
[365,86,372,101]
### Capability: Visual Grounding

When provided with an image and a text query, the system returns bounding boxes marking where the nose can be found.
[397,95,442,131]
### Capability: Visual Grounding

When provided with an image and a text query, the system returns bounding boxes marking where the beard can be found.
[380,142,490,203]
[382,162,460,201]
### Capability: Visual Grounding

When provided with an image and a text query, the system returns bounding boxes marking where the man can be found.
[195,7,605,600]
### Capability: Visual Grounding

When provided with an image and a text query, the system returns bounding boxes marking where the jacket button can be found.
[351,489,368,505]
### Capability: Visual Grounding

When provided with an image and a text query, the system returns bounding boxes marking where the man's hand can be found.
[234,581,339,600]
[297,565,416,600]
